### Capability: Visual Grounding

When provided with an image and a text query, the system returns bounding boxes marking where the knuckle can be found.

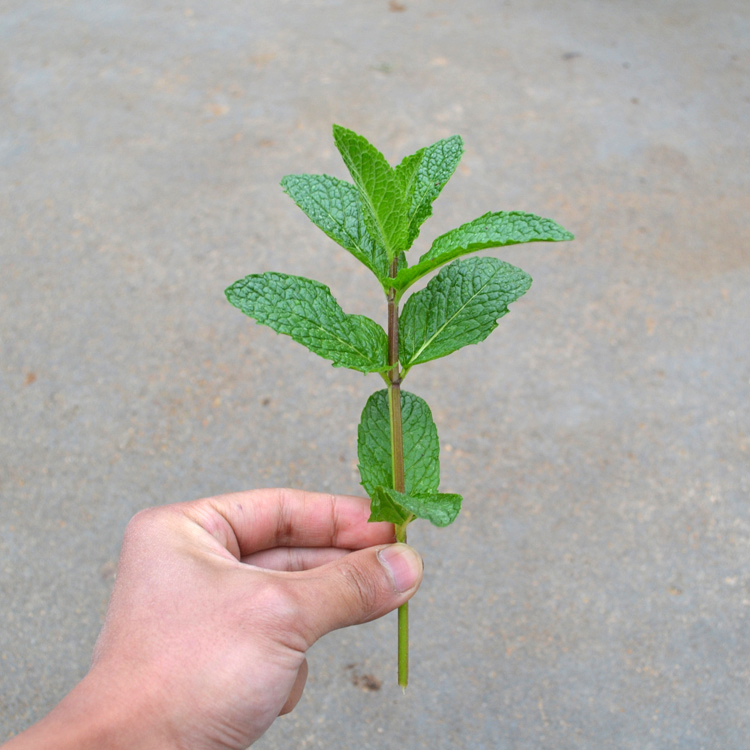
[336,559,380,614]
[248,580,309,653]
[122,506,158,540]
[254,580,299,620]
[121,505,177,548]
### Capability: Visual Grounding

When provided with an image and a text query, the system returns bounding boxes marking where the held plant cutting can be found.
[226,125,573,687]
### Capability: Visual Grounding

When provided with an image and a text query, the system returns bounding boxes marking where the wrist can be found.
[3,667,177,750]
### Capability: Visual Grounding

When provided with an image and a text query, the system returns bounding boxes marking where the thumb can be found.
[291,543,423,643]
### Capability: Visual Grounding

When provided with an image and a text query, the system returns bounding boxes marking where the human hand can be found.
[3,489,423,749]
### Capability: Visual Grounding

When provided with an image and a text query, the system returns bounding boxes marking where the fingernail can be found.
[378,544,423,593]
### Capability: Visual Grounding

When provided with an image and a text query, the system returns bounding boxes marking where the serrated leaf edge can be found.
[332,124,406,262]
[369,486,463,528]
[388,211,574,292]
[225,273,390,374]
[280,173,388,282]
[400,259,530,369]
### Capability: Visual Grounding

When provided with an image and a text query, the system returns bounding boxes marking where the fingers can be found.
[242,547,351,571]
[288,543,424,644]
[182,489,396,558]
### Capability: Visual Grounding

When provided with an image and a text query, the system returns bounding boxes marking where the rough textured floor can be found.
[1,1,748,747]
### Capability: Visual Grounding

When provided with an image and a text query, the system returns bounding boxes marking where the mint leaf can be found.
[357,389,440,497]
[369,487,463,527]
[226,272,388,373]
[402,135,464,249]
[280,174,390,283]
[394,150,424,203]
[425,211,573,262]
[399,257,531,370]
[333,124,407,261]
[368,486,412,525]
[402,491,462,527]
[357,390,392,495]
[391,211,573,292]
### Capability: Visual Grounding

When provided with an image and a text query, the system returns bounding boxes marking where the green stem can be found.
[387,259,408,688]
[387,374,405,494]
[395,522,408,688]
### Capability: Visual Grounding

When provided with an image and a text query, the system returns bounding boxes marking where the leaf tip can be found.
[332,123,354,145]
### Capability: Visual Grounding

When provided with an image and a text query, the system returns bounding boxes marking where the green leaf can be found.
[369,487,463,528]
[226,272,388,373]
[402,135,464,249]
[367,486,411,525]
[333,124,407,261]
[390,211,574,292]
[394,150,424,203]
[357,389,440,497]
[399,256,532,369]
[280,173,390,282]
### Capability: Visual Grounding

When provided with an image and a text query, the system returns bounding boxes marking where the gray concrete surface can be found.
[1,1,749,747]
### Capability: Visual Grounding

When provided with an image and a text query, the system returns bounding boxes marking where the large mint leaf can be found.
[391,211,573,292]
[369,487,463,527]
[333,125,407,261]
[280,174,390,282]
[401,135,464,249]
[226,272,388,373]
[357,389,440,497]
[399,257,531,370]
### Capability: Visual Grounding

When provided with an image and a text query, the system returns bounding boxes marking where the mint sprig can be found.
[226,124,574,687]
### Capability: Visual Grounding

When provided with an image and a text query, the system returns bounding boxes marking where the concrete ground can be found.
[1,1,748,747]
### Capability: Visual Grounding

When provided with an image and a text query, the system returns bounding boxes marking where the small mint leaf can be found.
[394,149,425,204]
[373,487,463,528]
[391,211,573,292]
[281,174,390,282]
[403,134,464,249]
[226,272,388,373]
[399,257,531,369]
[357,389,440,497]
[368,486,411,525]
[332,124,408,261]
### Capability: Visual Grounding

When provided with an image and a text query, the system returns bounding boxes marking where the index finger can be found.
[182,487,395,558]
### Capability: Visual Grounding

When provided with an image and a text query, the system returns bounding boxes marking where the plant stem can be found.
[395,518,409,689]
[387,259,409,688]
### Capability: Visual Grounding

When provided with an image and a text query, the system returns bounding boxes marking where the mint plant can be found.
[226,125,573,687]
